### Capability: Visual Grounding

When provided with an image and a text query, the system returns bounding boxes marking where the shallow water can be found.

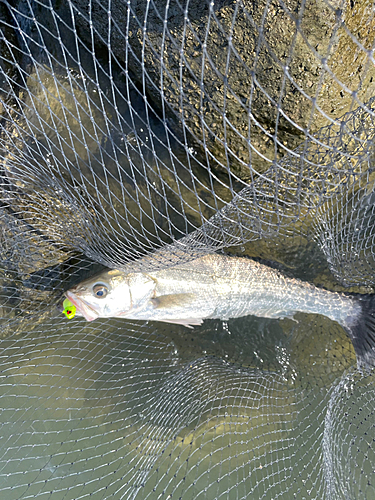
[0,296,367,500]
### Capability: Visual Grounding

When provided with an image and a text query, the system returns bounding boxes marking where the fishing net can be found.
[1,0,375,498]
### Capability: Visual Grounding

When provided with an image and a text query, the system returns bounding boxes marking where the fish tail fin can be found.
[343,294,375,372]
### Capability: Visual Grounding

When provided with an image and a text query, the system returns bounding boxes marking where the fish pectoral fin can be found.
[158,318,204,328]
[151,294,203,328]
[151,293,196,310]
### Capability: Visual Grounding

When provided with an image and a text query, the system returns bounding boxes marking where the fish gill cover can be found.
[0,0,375,498]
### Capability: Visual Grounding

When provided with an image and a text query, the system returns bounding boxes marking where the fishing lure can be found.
[62,298,76,319]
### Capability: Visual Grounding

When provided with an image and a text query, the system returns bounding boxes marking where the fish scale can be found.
[152,255,358,324]
[65,253,375,369]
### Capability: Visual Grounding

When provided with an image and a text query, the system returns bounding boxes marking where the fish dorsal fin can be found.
[151,293,196,310]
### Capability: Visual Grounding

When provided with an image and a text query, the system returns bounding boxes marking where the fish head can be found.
[65,269,133,321]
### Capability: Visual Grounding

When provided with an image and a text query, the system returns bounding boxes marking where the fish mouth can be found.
[65,291,99,322]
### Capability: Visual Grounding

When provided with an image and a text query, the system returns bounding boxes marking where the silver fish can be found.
[65,253,375,369]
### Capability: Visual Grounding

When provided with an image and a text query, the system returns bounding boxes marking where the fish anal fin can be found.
[157,318,204,328]
[151,293,196,310]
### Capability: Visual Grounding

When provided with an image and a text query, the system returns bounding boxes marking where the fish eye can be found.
[92,284,109,298]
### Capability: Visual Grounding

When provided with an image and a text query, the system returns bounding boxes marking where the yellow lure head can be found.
[62,298,76,319]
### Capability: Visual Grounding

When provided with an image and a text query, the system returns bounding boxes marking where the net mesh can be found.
[1,0,375,498]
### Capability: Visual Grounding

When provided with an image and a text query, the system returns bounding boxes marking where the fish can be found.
[64,253,375,369]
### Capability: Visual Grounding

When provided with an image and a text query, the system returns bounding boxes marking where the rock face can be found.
[1,1,375,270]
[64,0,375,180]
[3,0,375,181]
